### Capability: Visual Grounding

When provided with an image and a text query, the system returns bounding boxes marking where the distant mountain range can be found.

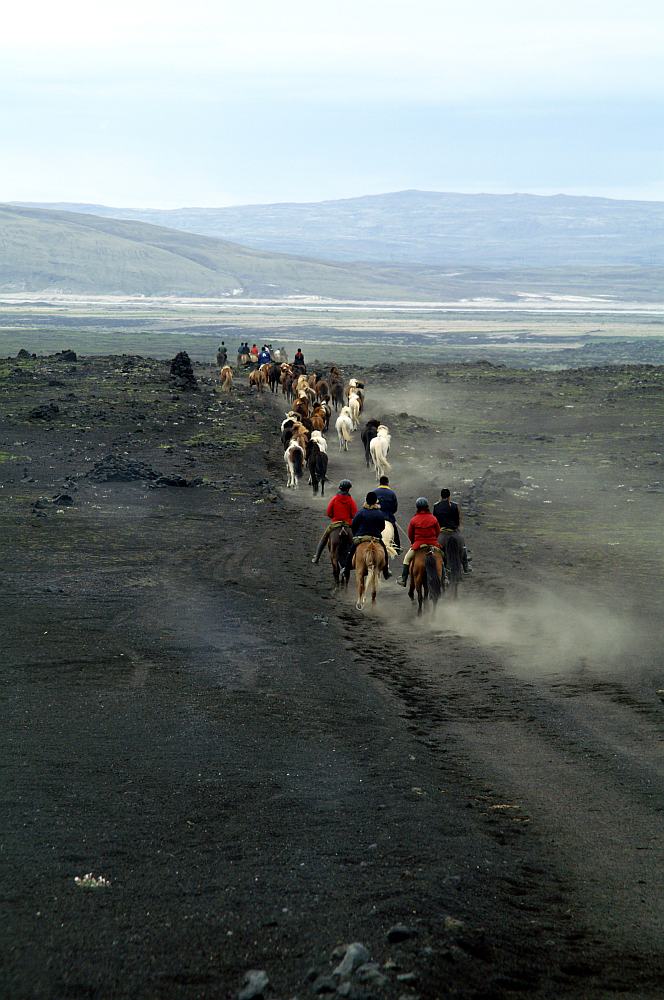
[14,190,664,267]
[1,202,662,300]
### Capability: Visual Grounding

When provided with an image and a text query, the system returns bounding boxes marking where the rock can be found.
[238,969,269,1000]
[16,348,31,359]
[333,943,370,977]
[52,494,74,506]
[354,963,387,988]
[170,351,198,390]
[150,475,204,489]
[656,690,664,703]
[396,972,418,983]
[54,349,77,362]
[311,975,337,994]
[336,983,352,998]
[443,916,465,933]
[29,403,59,421]
[386,925,417,944]
[88,455,160,483]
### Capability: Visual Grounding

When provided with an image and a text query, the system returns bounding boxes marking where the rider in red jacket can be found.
[312,480,358,564]
[397,497,441,586]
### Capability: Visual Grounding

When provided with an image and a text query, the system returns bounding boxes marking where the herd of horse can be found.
[219,359,464,613]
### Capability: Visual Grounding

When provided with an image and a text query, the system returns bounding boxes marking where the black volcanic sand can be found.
[2,353,664,999]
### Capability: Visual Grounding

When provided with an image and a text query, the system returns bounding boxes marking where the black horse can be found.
[361,419,380,468]
[439,531,464,599]
[306,440,328,496]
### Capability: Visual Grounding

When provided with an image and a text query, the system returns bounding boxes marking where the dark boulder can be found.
[88,455,160,483]
[29,403,59,421]
[170,351,197,390]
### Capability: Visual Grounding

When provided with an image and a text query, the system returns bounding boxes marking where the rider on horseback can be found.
[375,475,400,551]
[340,491,392,582]
[311,480,357,564]
[433,488,471,572]
[397,497,441,586]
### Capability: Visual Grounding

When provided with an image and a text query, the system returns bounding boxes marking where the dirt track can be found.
[2,353,664,999]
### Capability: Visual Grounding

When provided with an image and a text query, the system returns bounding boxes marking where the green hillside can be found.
[1,204,662,301]
[18,190,664,267]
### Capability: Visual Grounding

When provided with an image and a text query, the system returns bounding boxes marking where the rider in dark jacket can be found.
[433,489,471,572]
[341,492,391,581]
[375,475,400,550]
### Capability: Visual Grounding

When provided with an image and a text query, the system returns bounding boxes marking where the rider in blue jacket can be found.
[340,491,391,581]
[375,475,401,551]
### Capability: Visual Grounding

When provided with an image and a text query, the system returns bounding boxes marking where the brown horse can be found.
[328,524,353,589]
[219,365,233,392]
[249,368,267,393]
[408,546,445,615]
[292,396,310,420]
[353,540,386,610]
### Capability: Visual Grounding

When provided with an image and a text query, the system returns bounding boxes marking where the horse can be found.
[369,425,391,480]
[330,380,344,412]
[335,407,354,451]
[353,540,386,611]
[348,391,362,430]
[249,368,267,393]
[310,406,326,432]
[306,434,328,496]
[284,440,305,489]
[408,546,445,616]
[381,520,398,559]
[439,530,464,599]
[328,523,353,589]
[361,419,380,468]
[315,378,330,403]
[268,362,282,394]
[292,395,310,420]
[219,365,233,392]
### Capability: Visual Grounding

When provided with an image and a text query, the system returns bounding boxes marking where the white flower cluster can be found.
[74,873,111,889]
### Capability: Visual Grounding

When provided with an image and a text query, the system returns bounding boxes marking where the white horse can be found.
[284,440,305,488]
[335,407,354,452]
[310,429,328,454]
[381,520,398,559]
[369,424,391,480]
[348,391,361,430]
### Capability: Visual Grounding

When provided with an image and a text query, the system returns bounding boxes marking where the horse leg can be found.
[371,569,378,604]
[356,568,365,611]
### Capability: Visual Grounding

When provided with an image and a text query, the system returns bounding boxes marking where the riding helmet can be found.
[415,496,429,510]
[339,479,352,493]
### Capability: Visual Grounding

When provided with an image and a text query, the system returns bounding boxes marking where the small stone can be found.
[355,963,387,987]
[238,969,269,1000]
[656,690,664,703]
[443,916,465,933]
[333,943,370,978]
[387,925,417,944]
[396,972,418,983]
[311,975,337,994]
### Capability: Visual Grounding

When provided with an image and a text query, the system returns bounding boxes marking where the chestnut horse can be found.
[353,539,386,611]
[328,523,353,589]
[219,365,233,392]
[408,546,445,615]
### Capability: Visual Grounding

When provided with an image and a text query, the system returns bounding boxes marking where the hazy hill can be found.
[1,203,662,301]
[16,191,664,267]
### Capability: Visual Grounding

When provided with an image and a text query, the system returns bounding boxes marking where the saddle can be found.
[353,534,380,545]
[417,544,441,553]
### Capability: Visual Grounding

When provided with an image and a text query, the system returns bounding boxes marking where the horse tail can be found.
[341,420,352,442]
[319,453,328,493]
[292,447,303,478]
[382,453,392,472]
[425,551,442,600]
[445,534,464,580]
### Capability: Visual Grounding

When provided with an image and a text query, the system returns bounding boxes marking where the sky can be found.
[1,0,663,207]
